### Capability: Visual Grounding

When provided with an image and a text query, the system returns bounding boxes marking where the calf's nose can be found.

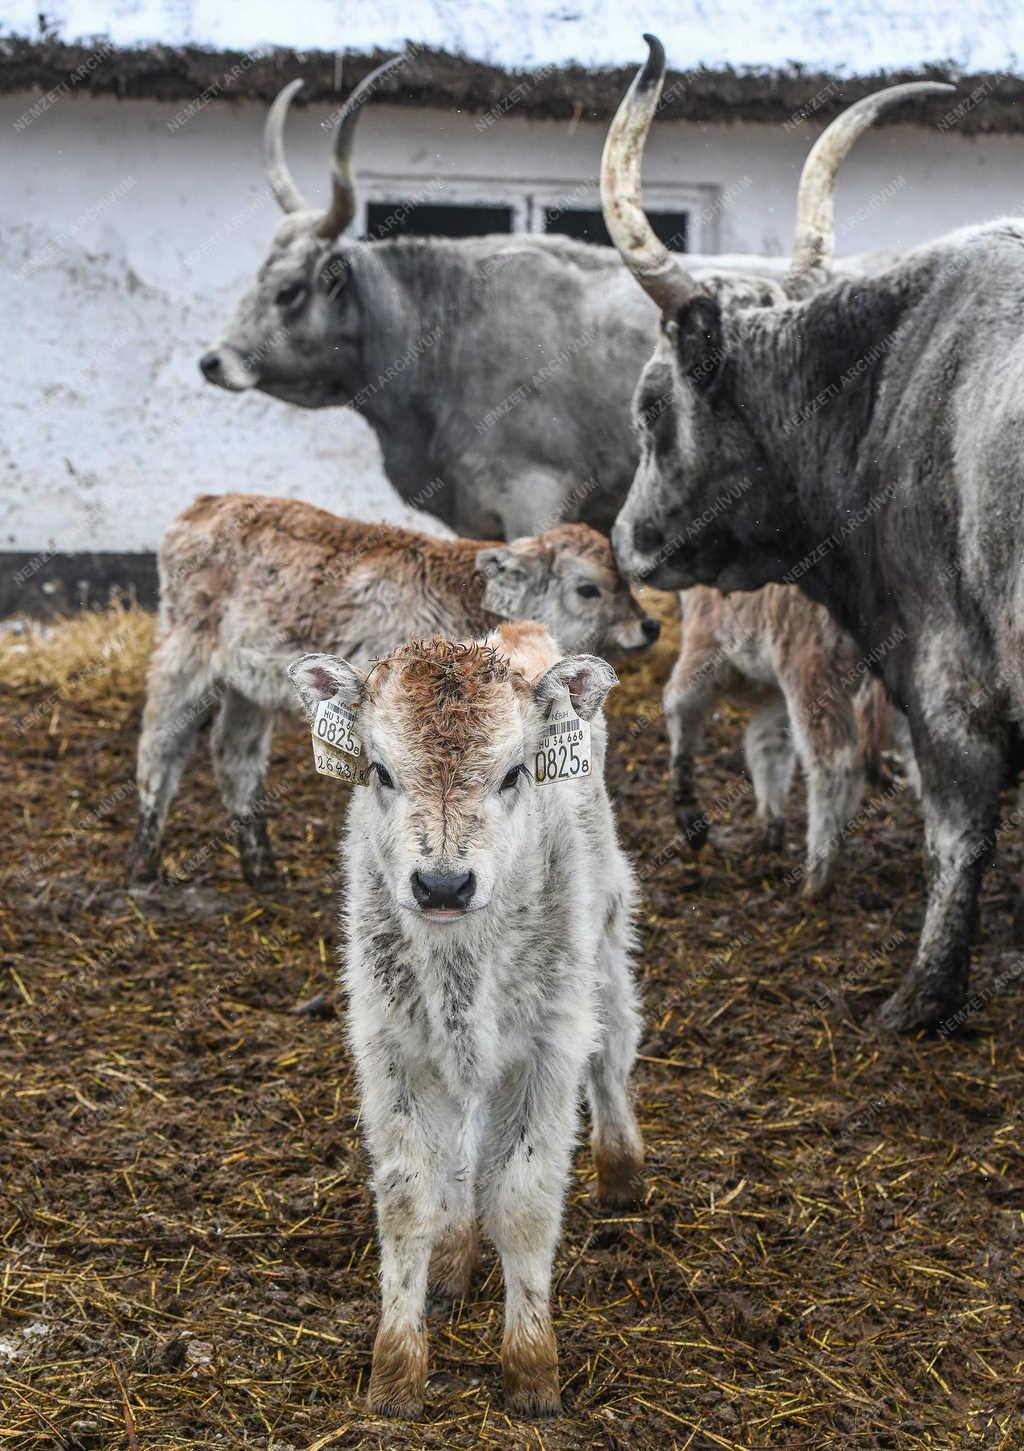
[641,616,661,643]
[411,869,476,911]
[199,350,222,380]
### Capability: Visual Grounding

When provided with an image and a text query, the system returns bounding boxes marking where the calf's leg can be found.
[663,638,719,849]
[784,682,865,900]
[481,1055,585,1417]
[127,638,216,883]
[429,1109,480,1304]
[363,1080,452,1418]
[588,894,644,1208]
[889,706,922,797]
[743,694,794,854]
[210,686,277,889]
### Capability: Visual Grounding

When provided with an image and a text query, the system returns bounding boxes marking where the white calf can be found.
[290,621,644,1418]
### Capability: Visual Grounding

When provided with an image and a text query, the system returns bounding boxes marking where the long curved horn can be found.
[264,79,310,214]
[600,33,702,316]
[788,79,955,293]
[317,53,407,240]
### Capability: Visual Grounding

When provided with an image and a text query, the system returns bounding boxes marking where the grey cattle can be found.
[199,56,933,539]
[604,37,1013,1033]
[289,624,642,1418]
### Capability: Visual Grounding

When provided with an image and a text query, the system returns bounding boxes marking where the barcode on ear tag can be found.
[533,690,592,785]
[312,696,361,757]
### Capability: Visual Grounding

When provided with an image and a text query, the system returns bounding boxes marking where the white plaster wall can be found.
[3,91,1023,552]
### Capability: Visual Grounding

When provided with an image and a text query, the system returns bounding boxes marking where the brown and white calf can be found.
[127,493,658,888]
[289,624,644,1418]
[664,584,916,896]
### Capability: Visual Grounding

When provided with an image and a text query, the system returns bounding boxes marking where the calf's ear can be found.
[669,295,724,394]
[288,653,364,720]
[476,546,536,618]
[318,249,351,301]
[533,655,619,721]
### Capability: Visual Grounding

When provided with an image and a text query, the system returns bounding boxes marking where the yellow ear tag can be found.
[533,689,592,785]
[311,696,366,785]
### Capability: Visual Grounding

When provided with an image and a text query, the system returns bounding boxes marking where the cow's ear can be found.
[670,295,724,394]
[288,652,363,720]
[533,655,618,721]
[476,545,536,619]
[318,250,351,300]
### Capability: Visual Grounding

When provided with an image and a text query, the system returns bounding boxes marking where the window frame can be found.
[357,172,721,252]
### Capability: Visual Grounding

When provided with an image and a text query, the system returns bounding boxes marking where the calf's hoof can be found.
[876,974,966,1035]
[592,1138,645,1210]
[1012,899,1024,949]
[673,804,709,853]
[761,819,785,854]
[502,1324,561,1419]
[235,818,279,892]
[242,864,280,893]
[368,1324,427,1419]
[800,865,834,902]
[126,840,159,886]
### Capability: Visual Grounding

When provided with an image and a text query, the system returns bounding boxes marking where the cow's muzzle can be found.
[199,347,257,392]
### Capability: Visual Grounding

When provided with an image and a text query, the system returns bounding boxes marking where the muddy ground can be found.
[2,605,1023,1450]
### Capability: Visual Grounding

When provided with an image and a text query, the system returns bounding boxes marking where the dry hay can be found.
[2,603,1023,1450]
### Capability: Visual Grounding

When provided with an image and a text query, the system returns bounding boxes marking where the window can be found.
[543,207,689,252]
[365,201,514,240]
[360,178,718,251]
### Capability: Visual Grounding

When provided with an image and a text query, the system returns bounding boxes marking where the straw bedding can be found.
[2,600,1022,1449]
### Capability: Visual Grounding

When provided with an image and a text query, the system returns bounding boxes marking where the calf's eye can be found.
[372,762,394,789]
[275,283,307,309]
[500,764,525,792]
[576,583,601,600]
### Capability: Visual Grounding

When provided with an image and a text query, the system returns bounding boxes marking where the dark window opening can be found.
[365,202,514,240]
[544,207,689,252]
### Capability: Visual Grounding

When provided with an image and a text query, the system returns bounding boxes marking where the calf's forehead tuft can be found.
[368,638,530,759]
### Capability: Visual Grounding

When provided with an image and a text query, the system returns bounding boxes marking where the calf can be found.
[289,624,644,1418]
[127,493,657,888]
[665,584,915,895]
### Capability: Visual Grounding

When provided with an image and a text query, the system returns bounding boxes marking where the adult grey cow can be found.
[199,56,934,539]
[603,36,1019,1034]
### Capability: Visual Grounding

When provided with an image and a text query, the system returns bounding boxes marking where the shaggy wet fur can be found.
[289,626,643,1418]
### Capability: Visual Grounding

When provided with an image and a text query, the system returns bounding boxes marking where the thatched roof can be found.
[1,32,1022,132]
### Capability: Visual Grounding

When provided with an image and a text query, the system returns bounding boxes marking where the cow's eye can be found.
[576,582,601,600]
[500,764,525,792]
[275,283,307,310]
[372,762,394,789]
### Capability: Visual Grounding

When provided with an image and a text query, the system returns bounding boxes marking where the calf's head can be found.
[200,58,403,407]
[290,636,616,925]
[476,522,660,654]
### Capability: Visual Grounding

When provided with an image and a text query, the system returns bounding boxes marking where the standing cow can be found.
[602,36,1019,1033]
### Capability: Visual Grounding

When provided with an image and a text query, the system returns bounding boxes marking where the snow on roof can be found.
[6,0,1023,77]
